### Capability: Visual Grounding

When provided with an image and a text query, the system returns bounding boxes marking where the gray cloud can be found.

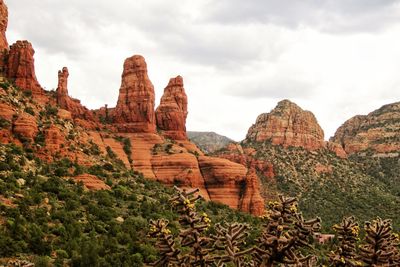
[204,0,400,32]
[225,76,316,99]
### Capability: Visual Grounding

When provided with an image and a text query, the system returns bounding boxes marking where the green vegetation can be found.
[0,143,261,266]
[224,140,400,231]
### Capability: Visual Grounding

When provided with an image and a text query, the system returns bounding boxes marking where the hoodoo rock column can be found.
[113,55,156,133]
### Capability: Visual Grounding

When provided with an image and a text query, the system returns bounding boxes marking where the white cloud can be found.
[5,0,400,141]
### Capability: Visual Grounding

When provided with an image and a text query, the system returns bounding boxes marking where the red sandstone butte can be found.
[113,55,156,133]
[156,76,188,140]
[246,99,325,151]
[6,41,45,98]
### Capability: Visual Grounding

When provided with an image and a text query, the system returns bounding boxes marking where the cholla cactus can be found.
[148,219,181,266]
[253,195,321,266]
[359,218,400,266]
[210,223,254,266]
[170,186,212,266]
[329,216,362,266]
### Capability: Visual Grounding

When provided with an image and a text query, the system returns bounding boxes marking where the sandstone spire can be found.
[114,55,156,133]
[55,66,94,121]
[56,67,69,106]
[156,76,188,140]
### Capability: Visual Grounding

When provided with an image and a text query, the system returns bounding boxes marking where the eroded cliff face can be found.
[198,155,264,213]
[113,55,156,133]
[0,0,8,74]
[156,76,188,140]
[56,67,95,121]
[12,113,38,141]
[331,102,400,154]
[246,100,325,151]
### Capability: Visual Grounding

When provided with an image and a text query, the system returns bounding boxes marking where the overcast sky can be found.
[6,0,400,141]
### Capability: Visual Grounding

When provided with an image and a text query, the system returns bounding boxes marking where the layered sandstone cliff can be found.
[12,113,38,141]
[156,76,188,140]
[331,102,400,154]
[56,67,94,121]
[113,55,156,133]
[246,100,325,150]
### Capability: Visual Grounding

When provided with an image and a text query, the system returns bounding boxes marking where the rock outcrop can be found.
[0,102,14,121]
[246,99,325,151]
[199,156,265,213]
[56,67,94,121]
[326,141,347,158]
[12,113,38,141]
[0,0,7,51]
[240,169,265,216]
[74,174,111,191]
[156,76,188,140]
[44,125,65,154]
[0,0,8,74]
[331,102,400,154]
[6,41,45,97]
[114,55,156,133]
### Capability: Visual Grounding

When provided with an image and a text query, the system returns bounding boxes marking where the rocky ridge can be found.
[188,131,234,154]
[331,102,400,155]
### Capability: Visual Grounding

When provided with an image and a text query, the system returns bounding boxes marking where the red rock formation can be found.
[0,102,14,143]
[0,0,8,74]
[156,76,188,140]
[326,141,347,158]
[151,153,210,199]
[218,143,275,180]
[0,102,14,121]
[114,55,156,133]
[44,125,65,154]
[331,102,400,154]
[246,100,325,151]
[56,67,94,121]
[6,41,45,98]
[12,112,38,141]
[198,155,264,214]
[0,0,7,51]
[240,169,265,216]
[57,109,72,120]
[74,174,111,190]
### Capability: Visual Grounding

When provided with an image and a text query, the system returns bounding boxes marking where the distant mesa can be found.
[188,131,234,154]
